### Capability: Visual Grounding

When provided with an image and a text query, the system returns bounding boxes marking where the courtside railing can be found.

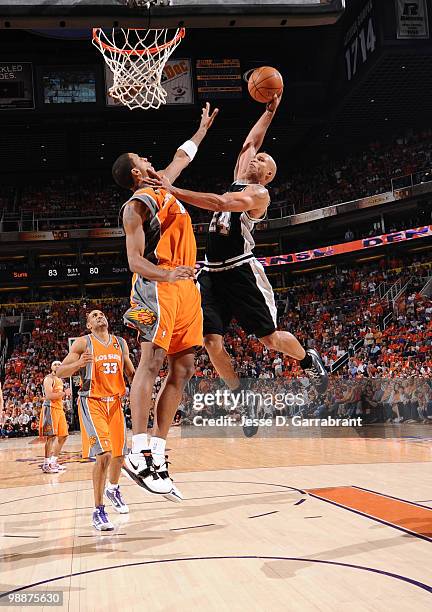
[420,274,432,298]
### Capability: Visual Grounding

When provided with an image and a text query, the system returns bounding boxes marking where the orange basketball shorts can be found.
[39,403,68,438]
[124,275,203,354]
[78,395,127,459]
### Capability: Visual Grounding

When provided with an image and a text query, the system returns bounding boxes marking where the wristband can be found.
[178,140,198,161]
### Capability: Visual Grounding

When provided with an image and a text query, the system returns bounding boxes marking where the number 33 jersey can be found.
[78,334,127,399]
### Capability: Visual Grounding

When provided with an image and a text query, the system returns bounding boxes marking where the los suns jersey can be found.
[124,187,197,268]
[78,334,127,399]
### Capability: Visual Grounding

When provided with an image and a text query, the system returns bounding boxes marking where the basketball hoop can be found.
[92,27,185,110]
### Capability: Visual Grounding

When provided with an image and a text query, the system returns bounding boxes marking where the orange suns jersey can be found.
[43,375,64,410]
[78,334,126,399]
[124,187,197,268]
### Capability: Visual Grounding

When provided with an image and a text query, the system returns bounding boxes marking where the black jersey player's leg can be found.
[259,332,328,394]
[204,333,259,438]
[259,330,306,360]
[233,261,329,395]
[197,270,257,432]
[198,270,239,390]
[204,334,240,391]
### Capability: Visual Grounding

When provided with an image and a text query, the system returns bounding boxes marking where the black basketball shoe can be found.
[302,349,329,395]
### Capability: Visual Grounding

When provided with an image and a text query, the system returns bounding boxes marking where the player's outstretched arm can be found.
[123,201,195,282]
[159,102,219,183]
[56,337,92,379]
[234,93,281,181]
[156,175,269,214]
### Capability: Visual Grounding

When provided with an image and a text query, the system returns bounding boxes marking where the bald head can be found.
[262,153,277,185]
[244,151,277,185]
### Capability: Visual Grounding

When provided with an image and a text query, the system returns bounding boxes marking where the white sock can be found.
[49,456,57,465]
[132,433,150,454]
[43,458,49,466]
[150,436,166,467]
[107,482,119,492]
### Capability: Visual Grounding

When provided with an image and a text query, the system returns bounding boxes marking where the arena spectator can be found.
[0,251,430,429]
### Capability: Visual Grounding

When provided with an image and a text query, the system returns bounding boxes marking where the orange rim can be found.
[92,27,185,56]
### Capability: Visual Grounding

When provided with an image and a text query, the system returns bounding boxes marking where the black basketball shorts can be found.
[197,258,277,338]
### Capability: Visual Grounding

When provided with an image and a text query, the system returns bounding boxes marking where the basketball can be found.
[248,66,284,103]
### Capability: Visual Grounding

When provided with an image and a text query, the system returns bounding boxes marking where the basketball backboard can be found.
[0,0,345,28]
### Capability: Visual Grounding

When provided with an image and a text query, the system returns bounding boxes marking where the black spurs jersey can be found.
[205,181,267,271]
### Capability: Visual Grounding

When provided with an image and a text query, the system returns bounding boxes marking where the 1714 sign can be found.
[343,0,377,81]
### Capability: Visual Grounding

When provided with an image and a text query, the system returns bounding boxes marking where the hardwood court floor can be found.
[1,426,432,611]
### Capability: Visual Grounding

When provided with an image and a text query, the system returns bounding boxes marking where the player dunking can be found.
[111,103,218,498]
[40,361,70,473]
[56,310,135,531]
[148,93,328,436]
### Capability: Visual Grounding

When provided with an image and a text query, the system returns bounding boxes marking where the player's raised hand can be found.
[78,350,93,368]
[266,93,282,114]
[165,266,196,283]
[200,102,219,130]
[64,388,72,398]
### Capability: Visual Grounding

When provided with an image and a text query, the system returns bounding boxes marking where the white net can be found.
[92,28,185,110]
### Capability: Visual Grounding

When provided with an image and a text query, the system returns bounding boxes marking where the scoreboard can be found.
[3,264,129,283]
[196,59,243,99]
[40,264,129,281]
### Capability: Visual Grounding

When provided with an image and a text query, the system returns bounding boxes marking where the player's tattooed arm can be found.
[155,175,269,216]
[123,201,194,282]
[234,93,281,181]
[158,102,219,183]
